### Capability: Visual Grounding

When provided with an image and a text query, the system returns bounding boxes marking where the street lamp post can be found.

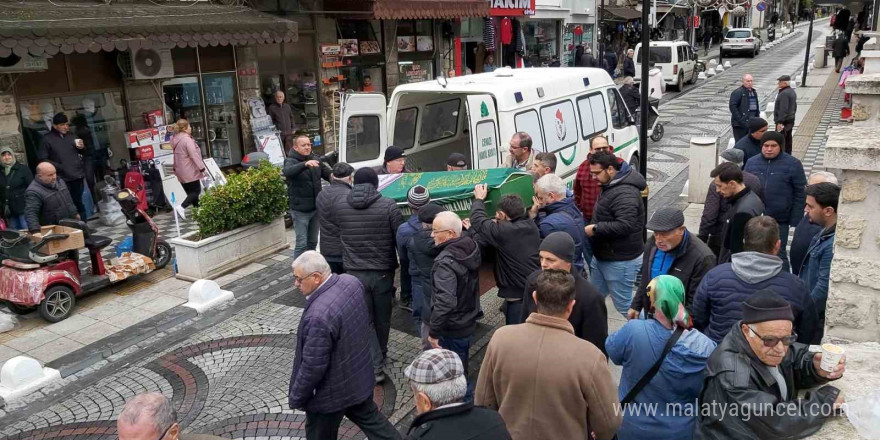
[802,7,814,85]
[639,0,650,240]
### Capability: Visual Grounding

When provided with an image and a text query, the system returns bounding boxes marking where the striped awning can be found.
[0,2,298,58]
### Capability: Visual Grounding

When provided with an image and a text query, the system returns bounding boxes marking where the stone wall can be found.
[0,92,25,163]
[124,79,163,132]
[824,124,880,342]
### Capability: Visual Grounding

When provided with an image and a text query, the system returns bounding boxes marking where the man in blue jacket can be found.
[288,251,400,440]
[397,185,432,321]
[790,172,837,276]
[733,117,768,167]
[530,173,586,274]
[729,74,760,142]
[744,131,807,272]
[800,182,839,325]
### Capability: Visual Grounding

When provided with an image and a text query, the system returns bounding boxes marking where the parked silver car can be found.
[721,28,762,57]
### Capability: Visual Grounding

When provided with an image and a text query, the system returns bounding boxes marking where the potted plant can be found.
[169,163,289,281]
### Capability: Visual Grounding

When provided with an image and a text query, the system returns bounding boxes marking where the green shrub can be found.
[192,162,288,238]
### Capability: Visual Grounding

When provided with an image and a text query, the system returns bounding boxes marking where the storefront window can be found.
[285,37,319,135]
[258,44,284,106]
[336,20,385,93]
[163,76,208,158]
[202,73,242,167]
[19,92,127,173]
[397,20,436,83]
[524,20,560,67]
[345,115,380,162]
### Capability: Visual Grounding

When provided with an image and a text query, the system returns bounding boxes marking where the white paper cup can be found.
[820,343,844,373]
[74,139,84,148]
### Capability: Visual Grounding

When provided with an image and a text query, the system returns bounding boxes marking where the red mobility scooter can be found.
[0,189,172,322]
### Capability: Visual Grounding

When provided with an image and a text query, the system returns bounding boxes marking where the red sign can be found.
[489,0,535,16]
[692,16,701,28]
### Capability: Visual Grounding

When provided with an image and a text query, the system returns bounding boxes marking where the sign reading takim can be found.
[489,0,536,16]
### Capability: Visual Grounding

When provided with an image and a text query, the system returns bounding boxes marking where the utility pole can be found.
[600,0,606,61]
[639,0,650,241]
[802,7,814,85]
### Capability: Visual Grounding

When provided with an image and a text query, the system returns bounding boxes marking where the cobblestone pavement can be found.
[646,20,831,217]
[0,254,506,440]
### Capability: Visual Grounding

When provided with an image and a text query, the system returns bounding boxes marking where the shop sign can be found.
[489,0,535,16]
[320,44,341,56]
[400,63,429,83]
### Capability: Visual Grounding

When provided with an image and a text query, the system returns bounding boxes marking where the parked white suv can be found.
[721,28,762,58]
[633,40,697,91]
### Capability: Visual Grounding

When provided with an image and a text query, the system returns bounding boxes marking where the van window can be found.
[346,115,381,162]
[394,107,418,150]
[514,110,546,152]
[637,46,672,64]
[686,45,693,61]
[677,46,686,63]
[607,88,628,129]
[576,93,608,139]
[540,100,579,152]
[475,121,499,168]
[419,99,460,144]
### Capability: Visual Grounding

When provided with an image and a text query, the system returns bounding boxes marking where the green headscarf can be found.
[0,146,15,176]
[646,275,692,329]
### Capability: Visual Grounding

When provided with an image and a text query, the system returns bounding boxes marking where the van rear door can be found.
[466,95,500,169]
[338,93,388,169]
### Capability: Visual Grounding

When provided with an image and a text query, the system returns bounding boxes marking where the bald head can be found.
[742,74,754,89]
[36,162,57,185]
[808,171,838,185]
[117,393,179,440]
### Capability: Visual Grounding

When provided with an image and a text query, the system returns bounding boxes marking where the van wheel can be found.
[687,70,697,84]
[676,73,684,91]
[651,123,665,142]
[629,154,641,174]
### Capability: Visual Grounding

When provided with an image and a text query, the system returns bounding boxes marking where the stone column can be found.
[384,20,400,93]
[0,93,25,164]
[845,73,880,127]
[824,124,880,342]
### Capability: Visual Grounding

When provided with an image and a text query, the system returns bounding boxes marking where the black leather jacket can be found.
[697,322,840,439]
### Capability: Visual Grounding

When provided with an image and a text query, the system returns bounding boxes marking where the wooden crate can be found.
[29,225,85,255]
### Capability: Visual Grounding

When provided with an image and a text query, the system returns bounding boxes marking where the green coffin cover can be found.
[379,168,534,218]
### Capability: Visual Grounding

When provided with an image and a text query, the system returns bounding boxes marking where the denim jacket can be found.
[799,224,835,319]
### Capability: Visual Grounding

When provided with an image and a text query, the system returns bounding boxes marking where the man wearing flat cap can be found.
[733,117,768,166]
[405,349,511,439]
[699,149,764,257]
[745,131,806,272]
[774,75,797,154]
[37,112,87,221]
[697,290,845,439]
[628,208,715,320]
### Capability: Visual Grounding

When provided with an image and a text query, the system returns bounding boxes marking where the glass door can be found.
[202,73,242,167]
[162,76,207,158]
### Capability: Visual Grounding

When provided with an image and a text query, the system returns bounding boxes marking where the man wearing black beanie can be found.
[698,289,846,438]
[333,166,403,383]
[733,117,768,166]
[745,131,806,272]
[519,232,608,353]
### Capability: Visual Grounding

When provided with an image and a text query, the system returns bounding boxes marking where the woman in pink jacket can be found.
[171,119,206,208]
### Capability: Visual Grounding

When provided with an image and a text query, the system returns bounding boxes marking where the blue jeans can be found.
[291,210,319,258]
[7,214,27,230]
[440,336,473,402]
[590,255,642,317]
[778,223,791,273]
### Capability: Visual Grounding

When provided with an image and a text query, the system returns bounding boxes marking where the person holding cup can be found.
[36,112,87,221]
[698,290,845,439]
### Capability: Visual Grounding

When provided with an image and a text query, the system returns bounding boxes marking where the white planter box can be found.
[170,216,289,281]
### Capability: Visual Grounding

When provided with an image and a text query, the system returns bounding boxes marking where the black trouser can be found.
[732,126,750,143]
[305,398,401,440]
[65,178,86,221]
[348,270,395,371]
[779,122,794,155]
[327,259,345,275]
[181,181,202,208]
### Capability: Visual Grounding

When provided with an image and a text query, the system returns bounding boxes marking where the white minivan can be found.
[633,41,697,91]
[338,67,642,186]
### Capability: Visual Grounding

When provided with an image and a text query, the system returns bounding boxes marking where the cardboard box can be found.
[127,128,160,149]
[29,225,85,255]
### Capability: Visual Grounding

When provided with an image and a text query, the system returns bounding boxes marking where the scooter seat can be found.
[85,235,113,250]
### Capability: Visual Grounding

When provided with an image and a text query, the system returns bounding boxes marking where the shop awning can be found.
[0,2,298,58]
[324,0,490,20]
[602,7,643,21]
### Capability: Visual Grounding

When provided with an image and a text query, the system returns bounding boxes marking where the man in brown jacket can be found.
[475,270,622,440]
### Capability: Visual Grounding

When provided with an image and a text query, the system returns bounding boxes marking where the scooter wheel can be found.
[6,302,35,315]
[154,240,173,269]
[651,123,665,142]
[39,285,75,323]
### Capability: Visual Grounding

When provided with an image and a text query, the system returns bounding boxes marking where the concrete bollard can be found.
[708,59,718,68]
[706,68,717,77]
[184,279,234,314]
[698,72,707,80]
[0,356,61,403]
[716,65,725,73]
[689,137,719,203]
[723,61,732,68]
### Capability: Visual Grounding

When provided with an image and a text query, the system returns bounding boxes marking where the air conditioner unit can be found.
[0,54,49,73]
[130,48,174,80]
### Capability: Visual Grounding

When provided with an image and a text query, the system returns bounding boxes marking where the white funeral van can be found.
[338,67,642,184]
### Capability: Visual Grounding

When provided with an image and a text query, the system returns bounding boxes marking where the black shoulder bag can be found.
[620,327,685,406]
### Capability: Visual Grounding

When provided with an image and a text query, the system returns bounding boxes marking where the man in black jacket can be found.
[697,291,844,439]
[25,162,79,232]
[283,135,331,258]
[267,91,294,149]
[774,76,798,154]
[428,211,481,399]
[729,74,760,142]
[699,148,763,256]
[620,77,640,114]
[520,232,607,354]
[711,162,764,263]
[335,167,404,383]
[733,117,768,166]
[405,349,511,440]
[37,113,86,221]
[0,146,34,230]
[315,162,353,274]
[623,49,636,77]
[585,151,646,317]
[630,208,715,319]
[467,187,540,325]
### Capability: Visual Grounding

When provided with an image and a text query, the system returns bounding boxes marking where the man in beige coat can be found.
[475,270,621,440]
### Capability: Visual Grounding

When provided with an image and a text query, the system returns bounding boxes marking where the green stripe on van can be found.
[615,138,638,152]
[558,144,578,166]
